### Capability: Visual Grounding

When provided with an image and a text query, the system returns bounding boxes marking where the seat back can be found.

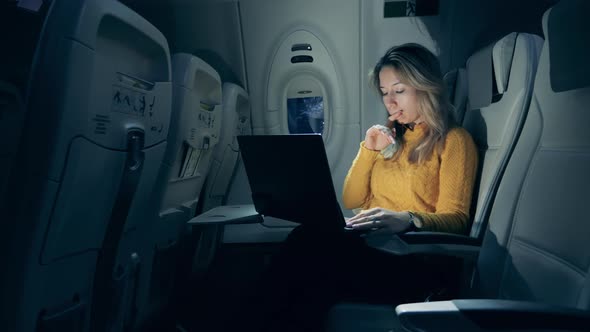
[161,53,223,216]
[202,82,251,212]
[133,53,223,327]
[474,0,590,309]
[0,1,173,331]
[444,68,468,124]
[463,32,543,240]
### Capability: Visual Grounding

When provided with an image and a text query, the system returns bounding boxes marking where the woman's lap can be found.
[250,225,440,331]
[228,224,462,331]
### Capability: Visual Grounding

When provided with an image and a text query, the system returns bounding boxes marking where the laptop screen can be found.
[237,134,345,230]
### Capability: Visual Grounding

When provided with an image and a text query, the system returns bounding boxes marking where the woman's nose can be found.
[386,93,397,105]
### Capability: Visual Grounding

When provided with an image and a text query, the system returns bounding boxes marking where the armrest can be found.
[363,231,480,259]
[187,204,263,226]
[396,299,590,332]
[398,232,481,246]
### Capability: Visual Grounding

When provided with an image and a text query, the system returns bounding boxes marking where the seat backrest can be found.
[202,82,252,212]
[0,1,173,331]
[444,68,468,124]
[474,0,590,309]
[133,53,223,327]
[160,53,223,216]
[463,32,543,240]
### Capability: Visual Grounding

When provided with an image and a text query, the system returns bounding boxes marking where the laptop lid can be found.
[237,134,345,230]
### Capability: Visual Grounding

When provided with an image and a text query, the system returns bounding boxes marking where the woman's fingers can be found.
[366,126,381,135]
[349,219,381,230]
[347,208,382,224]
[388,112,401,122]
[348,208,379,220]
[366,126,396,151]
[364,127,382,150]
[346,209,410,234]
[375,132,394,150]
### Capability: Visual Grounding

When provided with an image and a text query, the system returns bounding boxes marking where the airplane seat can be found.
[326,1,590,331]
[133,53,223,329]
[0,1,173,331]
[0,81,24,204]
[362,31,544,260]
[472,0,590,305]
[202,82,252,212]
[463,31,543,241]
[443,68,468,124]
[161,53,223,217]
[326,30,543,330]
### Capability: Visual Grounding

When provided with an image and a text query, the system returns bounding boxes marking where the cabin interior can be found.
[1,0,589,331]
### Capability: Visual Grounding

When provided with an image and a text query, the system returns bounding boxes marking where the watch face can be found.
[409,212,422,229]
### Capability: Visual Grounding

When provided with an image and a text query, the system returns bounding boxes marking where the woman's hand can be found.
[364,125,395,151]
[346,207,412,233]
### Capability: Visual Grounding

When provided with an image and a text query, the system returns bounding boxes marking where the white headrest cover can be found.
[467,32,519,109]
[466,43,493,110]
[443,69,459,100]
[492,32,518,94]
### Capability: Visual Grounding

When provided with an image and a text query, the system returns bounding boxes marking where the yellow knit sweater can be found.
[342,124,478,234]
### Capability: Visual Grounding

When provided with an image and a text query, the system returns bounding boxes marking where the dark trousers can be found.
[235,225,460,332]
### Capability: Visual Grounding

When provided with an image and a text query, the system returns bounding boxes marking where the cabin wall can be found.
[237,0,362,210]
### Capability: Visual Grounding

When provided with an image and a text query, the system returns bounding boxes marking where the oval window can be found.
[287,96,324,134]
[286,76,325,134]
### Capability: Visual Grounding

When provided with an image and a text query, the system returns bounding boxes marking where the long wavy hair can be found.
[370,43,454,164]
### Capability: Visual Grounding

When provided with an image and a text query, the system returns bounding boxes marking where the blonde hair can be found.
[370,43,454,164]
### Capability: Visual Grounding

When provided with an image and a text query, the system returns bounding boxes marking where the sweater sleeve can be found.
[413,128,478,234]
[342,141,380,209]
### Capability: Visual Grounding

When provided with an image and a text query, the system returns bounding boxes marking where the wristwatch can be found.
[407,211,422,231]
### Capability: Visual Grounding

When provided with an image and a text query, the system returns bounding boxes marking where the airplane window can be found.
[287,96,324,134]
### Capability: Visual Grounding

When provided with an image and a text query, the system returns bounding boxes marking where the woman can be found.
[344,43,478,235]
[239,44,478,332]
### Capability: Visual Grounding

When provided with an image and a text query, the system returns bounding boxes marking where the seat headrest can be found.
[443,69,460,101]
[545,0,590,92]
[444,68,468,123]
[492,32,518,94]
[466,32,518,109]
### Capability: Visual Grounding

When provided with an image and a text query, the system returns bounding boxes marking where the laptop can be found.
[236,134,348,231]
